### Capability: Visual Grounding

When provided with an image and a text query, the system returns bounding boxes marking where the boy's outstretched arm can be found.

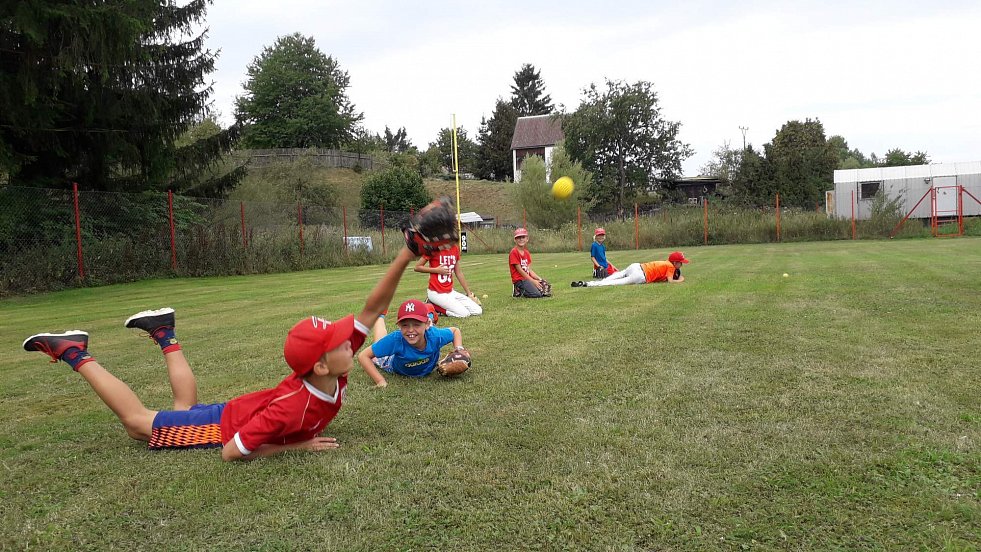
[356,247,417,329]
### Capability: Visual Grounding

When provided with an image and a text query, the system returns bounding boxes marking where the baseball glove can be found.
[404,197,458,256]
[539,279,553,297]
[673,268,681,281]
[437,348,471,377]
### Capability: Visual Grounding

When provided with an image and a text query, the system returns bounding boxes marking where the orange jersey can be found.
[640,261,675,283]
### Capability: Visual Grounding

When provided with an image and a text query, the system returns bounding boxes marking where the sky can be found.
[202,0,981,176]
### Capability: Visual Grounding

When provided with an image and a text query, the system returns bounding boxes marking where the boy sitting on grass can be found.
[357,299,469,387]
[22,200,457,461]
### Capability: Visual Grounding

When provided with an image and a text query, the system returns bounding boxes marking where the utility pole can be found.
[738,126,748,150]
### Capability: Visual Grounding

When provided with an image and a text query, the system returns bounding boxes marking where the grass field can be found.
[1,238,979,550]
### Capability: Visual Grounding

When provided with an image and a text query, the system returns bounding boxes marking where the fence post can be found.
[776,192,781,242]
[298,202,304,256]
[577,206,582,251]
[240,201,247,248]
[168,190,177,271]
[380,204,385,256]
[703,197,709,245]
[851,190,856,240]
[634,203,639,250]
[343,206,349,255]
[72,182,85,279]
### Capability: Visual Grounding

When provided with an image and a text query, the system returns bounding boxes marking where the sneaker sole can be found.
[124,307,175,328]
[22,331,89,351]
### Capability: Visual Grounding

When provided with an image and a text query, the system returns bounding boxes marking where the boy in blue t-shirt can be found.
[590,227,618,278]
[357,299,467,387]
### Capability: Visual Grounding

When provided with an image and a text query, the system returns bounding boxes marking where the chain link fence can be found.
[2,186,947,297]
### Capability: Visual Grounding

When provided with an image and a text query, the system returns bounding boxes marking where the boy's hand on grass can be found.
[302,437,340,452]
[374,380,388,388]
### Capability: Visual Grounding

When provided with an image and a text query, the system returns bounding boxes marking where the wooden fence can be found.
[234,148,381,170]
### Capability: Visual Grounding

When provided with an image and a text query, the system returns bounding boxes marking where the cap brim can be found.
[324,315,356,352]
[680,258,690,263]
[397,313,429,323]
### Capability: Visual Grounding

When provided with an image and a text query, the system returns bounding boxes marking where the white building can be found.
[830,161,981,220]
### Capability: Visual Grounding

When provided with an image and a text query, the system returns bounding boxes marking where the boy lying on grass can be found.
[22,199,457,461]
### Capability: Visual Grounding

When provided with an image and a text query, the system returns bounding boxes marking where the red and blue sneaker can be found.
[124,307,175,333]
[23,331,91,368]
[125,308,179,353]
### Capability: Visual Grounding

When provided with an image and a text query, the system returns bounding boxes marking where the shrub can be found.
[359,165,432,228]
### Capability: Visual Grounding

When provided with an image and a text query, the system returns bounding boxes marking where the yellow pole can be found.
[452,114,462,238]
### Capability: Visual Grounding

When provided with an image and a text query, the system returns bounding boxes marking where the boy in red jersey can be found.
[571,251,689,288]
[509,227,551,298]
[414,244,482,317]
[20,194,466,461]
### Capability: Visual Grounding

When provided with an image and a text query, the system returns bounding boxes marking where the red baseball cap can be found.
[513,227,528,239]
[397,299,429,323]
[283,315,355,375]
[668,251,690,264]
[594,227,606,236]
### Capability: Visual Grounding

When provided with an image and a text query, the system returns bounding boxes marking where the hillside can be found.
[230,167,521,222]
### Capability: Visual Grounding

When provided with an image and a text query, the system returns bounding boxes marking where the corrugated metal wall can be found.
[830,162,981,220]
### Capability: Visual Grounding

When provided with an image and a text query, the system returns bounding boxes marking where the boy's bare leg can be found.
[163,350,197,410]
[124,308,196,410]
[371,317,388,342]
[76,361,156,441]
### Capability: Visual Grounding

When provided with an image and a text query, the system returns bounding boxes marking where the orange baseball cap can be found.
[513,228,528,239]
[668,251,690,264]
[594,227,606,236]
[283,315,355,375]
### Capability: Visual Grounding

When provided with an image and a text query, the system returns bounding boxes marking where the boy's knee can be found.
[121,413,154,442]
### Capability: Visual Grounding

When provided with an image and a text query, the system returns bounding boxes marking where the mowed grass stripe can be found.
[0,238,978,550]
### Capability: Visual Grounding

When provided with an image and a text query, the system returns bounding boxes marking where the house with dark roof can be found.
[510,115,564,182]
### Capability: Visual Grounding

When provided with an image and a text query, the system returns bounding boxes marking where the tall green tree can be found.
[828,135,872,169]
[1,0,232,191]
[510,63,554,116]
[564,79,692,216]
[383,126,413,153]
[699,143,742,183]
[235,33,362,149]
[732,119,837,208]
[475,99,518,181]
[430,127,478,175]
[730,146,774,206]
[766,119,838,208]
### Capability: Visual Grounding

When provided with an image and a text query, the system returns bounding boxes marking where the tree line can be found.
[2,3,929,218]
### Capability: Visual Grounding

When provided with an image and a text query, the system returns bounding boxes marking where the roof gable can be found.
[511,115,564,150]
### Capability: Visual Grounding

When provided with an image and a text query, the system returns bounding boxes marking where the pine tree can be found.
[0,0,232,192]
[510,64,554,116]
[475,99,518,181]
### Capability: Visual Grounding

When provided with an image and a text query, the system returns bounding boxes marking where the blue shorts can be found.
[149,403,225,450]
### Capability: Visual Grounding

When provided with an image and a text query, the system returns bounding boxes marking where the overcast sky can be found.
[203,0,981,175]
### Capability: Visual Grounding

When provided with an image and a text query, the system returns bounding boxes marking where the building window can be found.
[860,181,881,199]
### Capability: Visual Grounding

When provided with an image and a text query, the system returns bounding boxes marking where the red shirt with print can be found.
[509,247,532,283]
[423,245,459,294]
[219,327,367,454]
